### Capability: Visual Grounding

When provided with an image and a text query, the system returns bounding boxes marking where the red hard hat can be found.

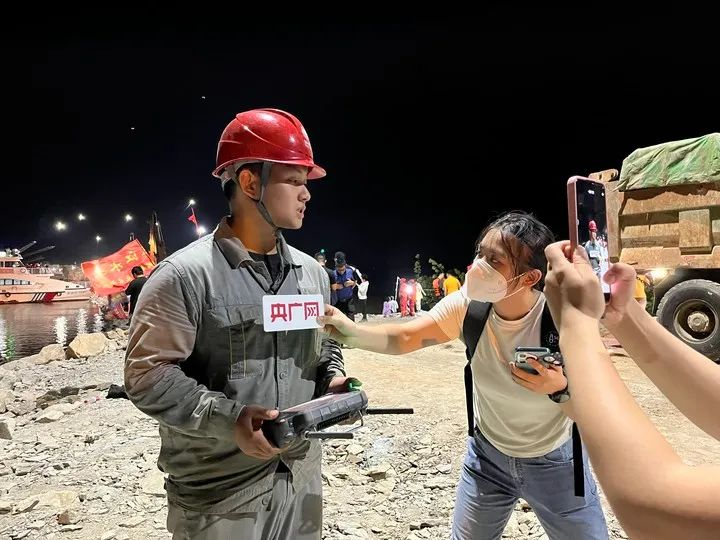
[212,108,326,179]
[588,220,597,231]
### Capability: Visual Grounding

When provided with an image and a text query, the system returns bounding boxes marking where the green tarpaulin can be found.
[617,133,720,191]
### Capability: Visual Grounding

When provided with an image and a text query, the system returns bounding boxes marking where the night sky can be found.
[18,12,718,297]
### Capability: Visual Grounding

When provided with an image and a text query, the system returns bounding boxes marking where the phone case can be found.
[513,347,564,374]
[567,176,581,251]
[262,390,369,448]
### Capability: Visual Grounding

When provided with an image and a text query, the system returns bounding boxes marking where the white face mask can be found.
[462,257,527,303]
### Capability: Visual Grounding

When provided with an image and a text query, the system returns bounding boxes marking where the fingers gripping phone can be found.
[513,347,564,375]
[567,175,611,301]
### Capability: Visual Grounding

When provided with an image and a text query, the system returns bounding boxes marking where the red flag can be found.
[81,239,156,296]
[188,208,198,227]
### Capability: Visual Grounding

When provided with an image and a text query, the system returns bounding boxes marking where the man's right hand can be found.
[318,304,358,343]
[331,283,343,291]
[234,405,282,459]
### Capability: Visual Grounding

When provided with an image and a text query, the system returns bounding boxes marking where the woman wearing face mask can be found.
[319,212,607,540]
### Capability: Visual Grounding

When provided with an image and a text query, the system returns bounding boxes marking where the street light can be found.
[95,235,102,243]
[124,214,133,222]
[197,225,207,236]
[78,213,86,221]
[188,199,196,206]
[55,221,66,231]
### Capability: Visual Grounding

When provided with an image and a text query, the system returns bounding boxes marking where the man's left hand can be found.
[510,358,567,395]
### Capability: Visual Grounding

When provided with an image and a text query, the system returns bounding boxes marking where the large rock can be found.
[67,333,108,359]
[17,490,79,512]
[140,469,166,497]
[36,408,65,423]
[0,388,14,413]
[104,329,124,341]
[7,397,36,416]
[34,344,66,365]
[37,387,80,409]
[0,369,18,390]
[105,339,126,352]
[45,402,80,415]
[0,418,15,440]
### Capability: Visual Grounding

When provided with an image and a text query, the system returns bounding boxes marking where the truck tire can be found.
[656,279,720,362]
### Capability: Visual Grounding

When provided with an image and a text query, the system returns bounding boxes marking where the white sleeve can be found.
[428,291,468,341]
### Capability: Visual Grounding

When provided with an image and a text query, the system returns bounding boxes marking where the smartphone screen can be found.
[574,178,611,294]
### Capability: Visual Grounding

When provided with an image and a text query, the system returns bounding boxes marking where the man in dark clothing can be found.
[332,251,363,319]
[124,266,148,315]
[315,252,337,306]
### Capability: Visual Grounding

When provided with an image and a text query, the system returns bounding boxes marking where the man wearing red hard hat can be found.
[125,109,352,539]
[584,220,603,279]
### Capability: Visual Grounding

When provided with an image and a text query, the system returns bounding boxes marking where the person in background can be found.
[415,279,426,312]
[405,279,417,317]
[332,251,362,318]
[443,270,461,296]
[382,296,393,317]
[433,272,446,299]
[124,265,148,316]
[633,273,649,311]
[315,252,337,306]
[357,274,370,321]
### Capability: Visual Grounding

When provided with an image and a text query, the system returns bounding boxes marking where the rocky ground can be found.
[1,323,718,540]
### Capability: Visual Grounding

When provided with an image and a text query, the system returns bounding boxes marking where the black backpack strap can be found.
[462,300,492,437]
[540,301,585,497]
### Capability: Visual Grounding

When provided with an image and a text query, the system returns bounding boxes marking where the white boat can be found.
[0,249,91,304]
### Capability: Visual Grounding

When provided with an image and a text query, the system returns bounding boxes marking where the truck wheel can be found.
[656,279,720,362]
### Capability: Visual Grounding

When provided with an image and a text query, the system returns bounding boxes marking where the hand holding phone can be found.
[513,347,564,375]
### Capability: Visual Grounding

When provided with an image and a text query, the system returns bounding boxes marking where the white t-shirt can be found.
[358,281,369,300]
[429,291,571,457]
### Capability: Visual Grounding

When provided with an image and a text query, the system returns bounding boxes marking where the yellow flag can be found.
[148,230,157,264]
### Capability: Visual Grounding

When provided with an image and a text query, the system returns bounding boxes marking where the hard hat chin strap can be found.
[222,161,286,267]
[253,162,287,269]
[254,162,281,238]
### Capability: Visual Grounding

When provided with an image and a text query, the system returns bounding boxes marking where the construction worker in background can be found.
[406,279,417,316]
[332,251,363,319]
[443,270,461,296]
[584,220,603,280]
[125,108,353,540]
[399,278,409,317]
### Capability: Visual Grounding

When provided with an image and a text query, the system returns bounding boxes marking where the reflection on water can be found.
[55,316,68,347]
[76,308,87,337]
[0,301,104,363]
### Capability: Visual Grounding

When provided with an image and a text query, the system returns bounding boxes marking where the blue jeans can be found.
[452,430,608,540]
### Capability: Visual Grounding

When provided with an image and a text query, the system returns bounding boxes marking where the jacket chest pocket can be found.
[207,304,268,382]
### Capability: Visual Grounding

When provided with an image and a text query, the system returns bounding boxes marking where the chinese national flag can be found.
[81,239,156,296]
[188,208,198,227]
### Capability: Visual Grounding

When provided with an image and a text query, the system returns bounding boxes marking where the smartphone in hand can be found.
[567,175,611,301]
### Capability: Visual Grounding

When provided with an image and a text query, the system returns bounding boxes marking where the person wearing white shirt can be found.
[357,275,370,321]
